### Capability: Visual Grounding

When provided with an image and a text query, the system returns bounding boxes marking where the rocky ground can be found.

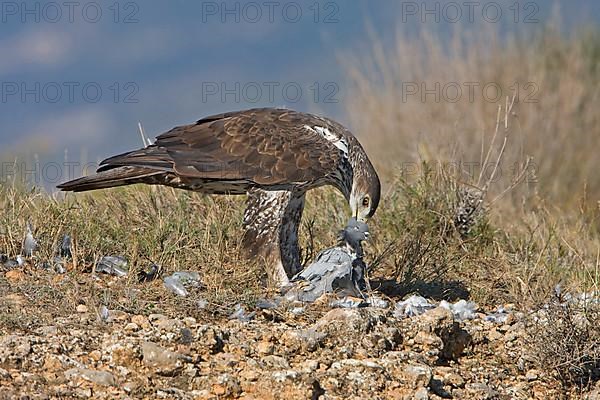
[1,272,599,400]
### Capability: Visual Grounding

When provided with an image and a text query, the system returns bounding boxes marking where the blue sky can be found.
[1,0,599,185]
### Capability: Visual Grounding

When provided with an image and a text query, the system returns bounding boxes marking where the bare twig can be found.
[478,104,502,187]
[482,94,517,193]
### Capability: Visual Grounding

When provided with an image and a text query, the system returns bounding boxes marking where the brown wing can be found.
[98,108,343,186]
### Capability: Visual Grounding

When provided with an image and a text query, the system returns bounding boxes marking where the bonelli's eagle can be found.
[58,108,381,285]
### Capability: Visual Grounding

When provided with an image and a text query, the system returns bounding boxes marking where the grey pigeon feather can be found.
[58,234,72,258]
[23,223,38,257]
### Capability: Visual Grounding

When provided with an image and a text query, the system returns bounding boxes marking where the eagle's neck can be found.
[329,156,352,200]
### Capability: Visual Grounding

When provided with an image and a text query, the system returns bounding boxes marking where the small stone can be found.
[262,355,290,369]
[131,315,150,329]
[445,373,465,388]
[213,353,239,369]
[301,360,319,372]
[123,381,139,393]
[414,387,429,400]
[42,354,63,372]
[213,374,242,397]
[149,313,167,322]
[229,303,255,321]
[272,370,300,383]
[156,317,182,331]
[65,368,116,386]
[525,369,539,381]
[257,341,274,355]
[141,342,184,376]
[312,308,374,334]
[465,383,498,399]
[76,304,88,313]
[35,325,58,335]
[179,328,194,345]
[1,294,26,307]
[109,343,138,366]
[110,310,129,322]
[414,307,471,360]
[586,382,600,400]
[212,384,226,396]
[124,322,139,332]
[487,328,503,341]
[281,329,327,353]
[414,332,443,347]
[88,350,102,362]
[239,367,260,382]
[0,335,31,366]
[402,364,433,389]
[5,270,24,282]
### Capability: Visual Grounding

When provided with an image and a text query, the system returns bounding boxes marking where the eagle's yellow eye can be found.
[362,196,370,207]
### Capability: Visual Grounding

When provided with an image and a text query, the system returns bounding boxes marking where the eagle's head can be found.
[349,155,381,222]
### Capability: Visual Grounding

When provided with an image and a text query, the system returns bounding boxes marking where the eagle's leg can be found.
[242,188,306,286]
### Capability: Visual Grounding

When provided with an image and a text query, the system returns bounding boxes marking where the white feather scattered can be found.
[440,299,478,321]
[393,295,436,318]
[23,224,38,257]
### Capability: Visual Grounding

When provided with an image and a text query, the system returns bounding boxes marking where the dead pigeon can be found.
[285,218,370,303]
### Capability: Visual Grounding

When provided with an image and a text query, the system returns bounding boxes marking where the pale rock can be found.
[141,342,184,376]
[65,367,116,386]
[402,364,433,389]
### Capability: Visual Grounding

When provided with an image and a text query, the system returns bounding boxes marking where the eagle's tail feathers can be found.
[57,166,162,192]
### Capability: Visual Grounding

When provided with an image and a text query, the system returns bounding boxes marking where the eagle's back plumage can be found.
[64,108,349,193]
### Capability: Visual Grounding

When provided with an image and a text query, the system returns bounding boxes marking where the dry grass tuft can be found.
[525,291,600,388]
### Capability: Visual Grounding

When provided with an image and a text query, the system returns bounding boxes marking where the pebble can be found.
[65,368,116,386]
[526,369,539,381]
[131,315,150,329]
[5,270,25,282]
[76,304,88,313]
[257,341,275,355]
[262,355,290,369]
[141,342,184,375]
[402,364,433,389]
[124,322,139,332]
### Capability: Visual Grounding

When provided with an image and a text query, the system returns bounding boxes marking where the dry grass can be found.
[0,185,265,325]
[525,291,600,389]
[342,19,600,212]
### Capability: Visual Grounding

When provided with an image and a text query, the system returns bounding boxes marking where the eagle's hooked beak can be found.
[350,200,358,220]
[350,192,361,221]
